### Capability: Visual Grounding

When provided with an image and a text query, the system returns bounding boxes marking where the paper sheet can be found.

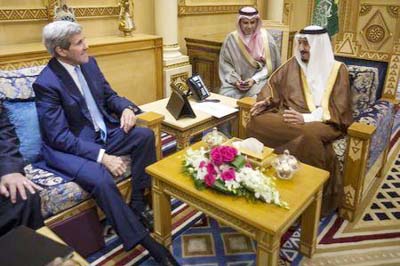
[193,102,238,118]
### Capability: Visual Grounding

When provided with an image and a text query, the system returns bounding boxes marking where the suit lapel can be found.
[48,58,92,123]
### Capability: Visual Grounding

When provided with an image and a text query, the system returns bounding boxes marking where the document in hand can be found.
[192,102,238,118]
[0,226,73,266]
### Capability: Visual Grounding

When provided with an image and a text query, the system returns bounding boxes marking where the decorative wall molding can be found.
[282,1,293,26]
[360,10,391,51]
[0,5,120,22]
[0,8,48,22]
[360,4,372,16]
[178,0,257,16]
[164,61,190,70]
[387,6,400,18]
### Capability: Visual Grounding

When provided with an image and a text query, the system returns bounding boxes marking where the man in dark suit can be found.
[33,21,178,265]
[0,101,44,237]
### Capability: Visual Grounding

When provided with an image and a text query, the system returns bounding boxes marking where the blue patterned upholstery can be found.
[267,29,283,57]
[357,100,394,170]
[333,64,393,173]
[0,66,44,99]
[348,65,379,118]
[24,157,131,218]
[2,65,133,219]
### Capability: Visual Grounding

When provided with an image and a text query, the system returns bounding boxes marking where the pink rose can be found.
[204,173,216,187]
[210,147,223,165]
[220,146,238,163]
[199,161,206,168]
[206,163,216,175]
[221,168,236,181]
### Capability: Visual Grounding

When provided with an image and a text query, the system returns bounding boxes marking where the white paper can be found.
[193,102,238,118]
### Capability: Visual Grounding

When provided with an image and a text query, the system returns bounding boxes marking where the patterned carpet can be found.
[86,126,400,265]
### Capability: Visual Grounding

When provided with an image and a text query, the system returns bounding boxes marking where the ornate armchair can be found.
[237,56,398,222]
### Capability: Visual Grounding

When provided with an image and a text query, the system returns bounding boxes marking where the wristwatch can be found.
[126,105,139,114]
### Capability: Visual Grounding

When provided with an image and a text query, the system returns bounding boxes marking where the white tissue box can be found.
[223,138,274,168]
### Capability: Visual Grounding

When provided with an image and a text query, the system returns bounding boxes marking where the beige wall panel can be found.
[0,0,44,8]
[95,50,157,105]
[79,17,120,38]
[290,0,309,31]
[0,21,46,45]
[179,14,237,54]
[133,0,155,34]
[266,0,283,21]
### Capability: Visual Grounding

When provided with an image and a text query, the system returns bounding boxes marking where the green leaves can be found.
[231,154,246,169]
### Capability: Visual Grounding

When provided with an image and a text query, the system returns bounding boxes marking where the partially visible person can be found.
[33,21,178,265]
[247,25,353,216]
[0,100,44,237]
[219,6,281,99]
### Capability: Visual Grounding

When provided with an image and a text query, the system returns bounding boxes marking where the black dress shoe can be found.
[138,206,154,232]
[156,246,180,266]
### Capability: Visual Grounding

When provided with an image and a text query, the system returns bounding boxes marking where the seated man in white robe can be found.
[218,6,281,99]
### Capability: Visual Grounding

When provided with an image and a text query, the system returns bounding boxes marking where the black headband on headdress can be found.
[239,8,259,16]
[299,28,327,35]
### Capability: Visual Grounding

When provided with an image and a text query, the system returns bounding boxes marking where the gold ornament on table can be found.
[54,0,76,22]
[118,0,135,36]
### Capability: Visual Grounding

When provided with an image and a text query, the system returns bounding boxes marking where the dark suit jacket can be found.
[33,57,139,179]
[0,101,25,178]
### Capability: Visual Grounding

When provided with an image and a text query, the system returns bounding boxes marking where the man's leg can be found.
[74,159,148,250]
[74,159,180,264]
[0,192,44,237]
[105,127,156,214]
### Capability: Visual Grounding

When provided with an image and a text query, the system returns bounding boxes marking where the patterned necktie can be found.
[74,66,107,142]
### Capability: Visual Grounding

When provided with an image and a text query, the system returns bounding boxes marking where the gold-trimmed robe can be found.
[247,57,353,215]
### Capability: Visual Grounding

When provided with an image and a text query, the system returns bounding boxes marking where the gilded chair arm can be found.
[137,111,164,160]
[237,97,256,109]
[237,97,256,139]
[347,122,376,140]
[341,99,395,222]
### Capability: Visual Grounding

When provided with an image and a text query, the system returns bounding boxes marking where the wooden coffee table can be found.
[146,141,329,266]
[140,93,238,150]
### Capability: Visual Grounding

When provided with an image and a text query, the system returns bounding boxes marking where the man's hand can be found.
[235,79,255,91]
[283,108,304,124]
[0,173,43,204]
[250,98,271,116]
[120,108,137,133]
[101,153,127,177]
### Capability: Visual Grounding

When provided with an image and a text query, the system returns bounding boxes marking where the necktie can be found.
[74,66,107,142]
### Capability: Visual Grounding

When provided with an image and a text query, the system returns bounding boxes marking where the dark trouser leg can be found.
[106,127,156,213]
[0,192,44,237]
[74,160,148,250]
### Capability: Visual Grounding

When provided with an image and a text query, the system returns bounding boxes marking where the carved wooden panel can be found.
[178,0,257,16]
[335,0,400,62]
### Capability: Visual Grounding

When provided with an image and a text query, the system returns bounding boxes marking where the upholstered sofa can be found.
[0,65,163,256]
[237,59,397,222]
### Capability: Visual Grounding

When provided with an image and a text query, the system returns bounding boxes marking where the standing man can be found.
[0,101,44,237]
[219,6,281,99]
[247,25,353,216]
[34,21,178,265]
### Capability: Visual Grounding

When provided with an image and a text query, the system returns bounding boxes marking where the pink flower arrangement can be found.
[183,145,288,208]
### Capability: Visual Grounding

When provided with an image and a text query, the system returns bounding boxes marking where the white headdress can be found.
[294,25,335,106]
